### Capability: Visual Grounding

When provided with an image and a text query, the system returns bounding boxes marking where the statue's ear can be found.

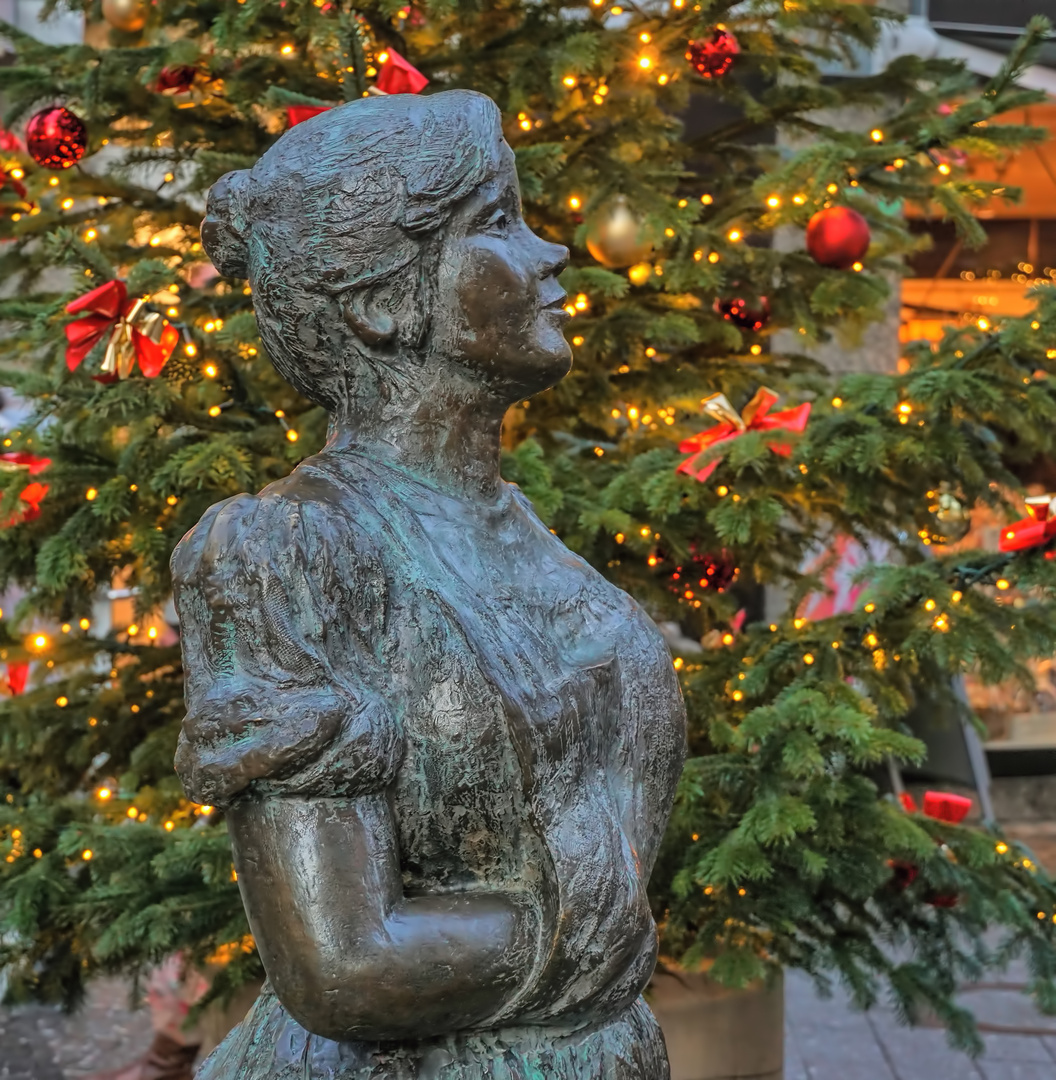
[340,287,395,347]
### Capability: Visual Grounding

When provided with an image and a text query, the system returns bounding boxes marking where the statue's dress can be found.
[172,450,687,1080]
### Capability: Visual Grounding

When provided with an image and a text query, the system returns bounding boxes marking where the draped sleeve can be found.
[171,473,401,809]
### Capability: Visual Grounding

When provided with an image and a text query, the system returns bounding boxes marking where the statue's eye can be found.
[485,209,509,237]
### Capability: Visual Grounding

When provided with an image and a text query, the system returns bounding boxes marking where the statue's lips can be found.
[542,292,569,313]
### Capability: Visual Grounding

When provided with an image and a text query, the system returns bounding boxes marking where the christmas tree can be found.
[2,0,1056,1053]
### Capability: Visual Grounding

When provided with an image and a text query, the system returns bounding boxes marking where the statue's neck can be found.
[324,371,508,504]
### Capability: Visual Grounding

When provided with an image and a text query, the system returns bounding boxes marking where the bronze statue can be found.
[174,89,687,1080]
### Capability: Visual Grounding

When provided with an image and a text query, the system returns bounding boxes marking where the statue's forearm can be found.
[228,795,539,1042]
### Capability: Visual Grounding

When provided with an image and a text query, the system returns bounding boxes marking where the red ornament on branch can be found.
[677,387,811,483]
[1000,495,1056,552]
[153,65,198,96]
[716,293,770,331]
[805,206,870,270]
[25,107,87,171]
[0,127,23,153]
[686,29,740,79]
[374,49,429,95]
[894,790,973,908]
[64,280,179,380]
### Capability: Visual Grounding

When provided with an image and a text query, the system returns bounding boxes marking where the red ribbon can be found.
[0,167,27,201]
[6,663,29,695]
[900,790,972,824]
[999,495,1056,553]
[677,387,812,483]
[0,452,50,525]
[64,279,178,378]
[287,105,332,127]
[375,49,428,95]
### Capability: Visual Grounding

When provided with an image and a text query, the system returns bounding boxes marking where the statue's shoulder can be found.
[170,458,374,592]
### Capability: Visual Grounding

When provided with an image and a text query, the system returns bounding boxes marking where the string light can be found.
[86,487,98,501]
[61,198,74,211]
[32,634,48,650]
[673,657,684,670]
[208,405,222,417]
[280,43,295,55]
[127,807,138,818]
[164,820,175,831]
[707,252,720,264]
[562,75,577,88]
[996,841,1009,854]
[701,194,713,205]
[727,228,742,242]
[56,696,68,707]
[286,430,299,442]
[937,162,951,175]
[97,787,112,800]
[870,129,883,142]
[831,397,843,408]
[127,624,139,636]
[83,229,97,242]
[638,55,653,70]
[826,183,838,194]
[82,849,93,860]
[996,578,1010,591]
[147,627,158,639]
[792,194,805,205]
[9,168,23,181]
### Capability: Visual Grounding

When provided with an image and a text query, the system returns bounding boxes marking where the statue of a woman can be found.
[174,89,686,1080]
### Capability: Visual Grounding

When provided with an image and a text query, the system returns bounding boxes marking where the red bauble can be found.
[717,294,770,332]
[25,107,87,171]
[686,29,740,79]
[805,206,870,270]
[153,65,198,95]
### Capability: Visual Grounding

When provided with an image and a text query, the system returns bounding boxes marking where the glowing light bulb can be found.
[638,55,652,70]
[562,75,577,88]
[208,405,222,417]
[766,195,780,208]
[97,787,112,800]
[870,129,883,142]
[204,363,217,378]
[727,228,741,242]
[82,849,93,860]
[287,429,299,442]
[281,44,295,55]
[164,820,175,831]
[147,627,158,640]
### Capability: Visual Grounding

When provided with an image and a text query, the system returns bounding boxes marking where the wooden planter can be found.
[648,967,784,1080]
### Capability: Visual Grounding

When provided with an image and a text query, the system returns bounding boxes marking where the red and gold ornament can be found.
[805,206,870,270]
[0,452,50,526]
[64,280,179,380]
[677,387,811,483]
[26,107,88,171]
[686,29,739,79]
[716,293,770,331]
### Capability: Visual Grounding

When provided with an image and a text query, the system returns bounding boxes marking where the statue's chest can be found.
[390,537,633,893]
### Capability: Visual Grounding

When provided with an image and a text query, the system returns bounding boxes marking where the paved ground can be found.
[3,818,1056,1079]
[3,968,1056,1080]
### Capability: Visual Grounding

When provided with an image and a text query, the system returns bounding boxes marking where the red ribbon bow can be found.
[286,51,427,128]
[64,280,178,379]
[677,387,812,483]
[0,452,50,525]
[375,49,429,94]
[999,495,1056,553]
[5,662,29,695]
[0,167,27,201]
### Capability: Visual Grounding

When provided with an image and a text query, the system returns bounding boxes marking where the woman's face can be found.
[429,142,572,398]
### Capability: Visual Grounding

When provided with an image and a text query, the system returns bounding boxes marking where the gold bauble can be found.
[585,196,654,269]
[102,0,147,33]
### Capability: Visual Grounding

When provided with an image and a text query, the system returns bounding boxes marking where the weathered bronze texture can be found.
[175,89,687,1079]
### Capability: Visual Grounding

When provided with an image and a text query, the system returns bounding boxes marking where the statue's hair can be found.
[201,90,504,411]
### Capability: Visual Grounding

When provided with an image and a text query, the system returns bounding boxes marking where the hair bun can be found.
[201,170,252,279]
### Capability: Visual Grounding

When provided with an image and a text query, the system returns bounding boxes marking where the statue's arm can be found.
[228,793,540,1042]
